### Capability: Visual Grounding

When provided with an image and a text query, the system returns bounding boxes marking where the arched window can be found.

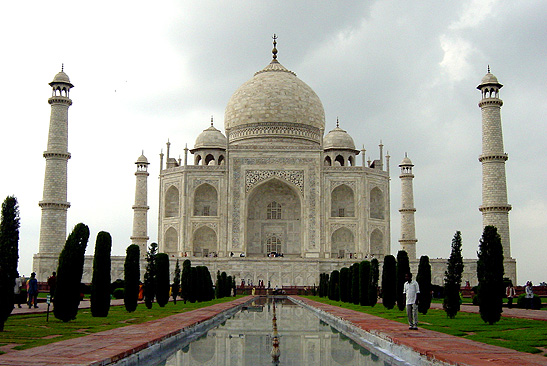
[205,154,215,165]
[163,227,178,254]
[266,235,282,254]
[370,187,384,219]
[218,155,225,165]
[194,183,218,216]
[331,184,355,217]
[370,229,384,256]
[335,155,345,166]
[193,226,217,257]
[324,156,332,166]
[331,227,355,258]
[164,186,179,218]
[267,201,282,220]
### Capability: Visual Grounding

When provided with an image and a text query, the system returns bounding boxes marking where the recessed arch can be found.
[331,227,354,258]
[334,155,345,166]
[194,183,218,216]
[324,156,332,166]
[163,227,178,254]
[193,226,217,257]
[370,228,384,256]
[246,178,301,257]
[205,154,215,165]
[370,187,384,219]
[331,184,355,217]
[164,185,179,218]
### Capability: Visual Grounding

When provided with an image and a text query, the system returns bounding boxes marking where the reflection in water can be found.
[159,298,390,365]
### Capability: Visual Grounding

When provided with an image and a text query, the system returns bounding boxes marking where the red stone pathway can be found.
[0,297,252,366]
[294,296,547,366]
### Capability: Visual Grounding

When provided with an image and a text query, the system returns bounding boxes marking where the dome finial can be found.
[487,65,490,73]
[272,34,278,60]
[211,115,214,126]
[336,117,339,128]
[61,63,64,72]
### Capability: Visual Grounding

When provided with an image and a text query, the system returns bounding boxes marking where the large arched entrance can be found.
[246,178,302,257]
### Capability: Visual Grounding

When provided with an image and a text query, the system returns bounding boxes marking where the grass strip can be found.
[302,296,547,356]
[0,296,243,354]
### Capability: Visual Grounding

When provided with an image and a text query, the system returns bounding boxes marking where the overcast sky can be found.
[1,1,545,285]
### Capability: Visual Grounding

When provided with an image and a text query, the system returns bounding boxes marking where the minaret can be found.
[478,68,512,258]
[38,67,73,257]
[131,153,150,256]
[399,154,417,260]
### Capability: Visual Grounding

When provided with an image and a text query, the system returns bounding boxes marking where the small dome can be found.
[136,154,149,164]
[50,70,73,87]
[323,126,355,150]
[481,73,499,84]
[399,156,413,166]
[194,124,227,150]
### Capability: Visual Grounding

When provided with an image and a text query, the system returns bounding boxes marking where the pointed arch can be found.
[370,229,384,256]
[331,227,355,258]
[163,227,178,254]
[331,184,355,217]
[370,187,384,219]
[324,156,332,166]
[205,154,215,165]
[194,183,218,216]
[164,185,179,218]
[334,155,345,166]
[193,226,217,257]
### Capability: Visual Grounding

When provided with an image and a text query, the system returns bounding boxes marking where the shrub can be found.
[54,223,90,322]
[369,258,379,307]
[516,293,541,309]
[477,226,505,324]
[113,288,124,299]
[443,232,464,318]
[416,255,432,314]
[144,243,158,309]
[155,253,170,307]
[123,244,140,312]
[381,255,397,309]
[0,196,20,332]
[111,279,125,294]
[91,231,112,317]
[359,261,370,306]
[396,250,410,311]
[339,267,350,302]
[328,270,340,301]
[351,263,360,305]
[172,259,180,304]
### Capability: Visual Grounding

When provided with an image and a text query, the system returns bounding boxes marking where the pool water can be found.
[153,297,410,366]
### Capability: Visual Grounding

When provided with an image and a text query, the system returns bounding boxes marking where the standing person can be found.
[47,271,57,303]
[27,272,39,309]
[403,272,420,330]
[506,282,516,309]
[525,281,534,310]
[13,272,22,308]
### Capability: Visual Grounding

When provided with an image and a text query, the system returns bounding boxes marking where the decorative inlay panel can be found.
[245,170,304,193]
[192,179,219,190]
[330,223,356,235]
[192,222,218,232]
[330,180,356,191]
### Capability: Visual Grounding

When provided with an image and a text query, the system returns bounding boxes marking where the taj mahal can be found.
[32,39,516,286]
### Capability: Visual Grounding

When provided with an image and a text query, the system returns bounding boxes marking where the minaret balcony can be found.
[478,153,508,162]
[479,204,512,213]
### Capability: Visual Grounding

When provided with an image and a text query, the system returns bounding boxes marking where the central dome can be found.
[224,59,325,145]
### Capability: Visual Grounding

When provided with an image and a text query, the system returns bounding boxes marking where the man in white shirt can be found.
[403,272,420,330]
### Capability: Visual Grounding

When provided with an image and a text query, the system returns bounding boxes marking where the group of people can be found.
[13,271,57,309]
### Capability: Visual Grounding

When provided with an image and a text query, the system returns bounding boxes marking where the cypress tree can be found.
[155,253,170,307]
[215,270,222,299]
[180,259,191,303]
[359,261,371,306]
[351,263,360,305]
[221,272,229,297]
[319,273,329,297]
[0,196,20,332]
[187,266,198,303]
[172,259,180,304]
[328,270,340,301]
[416,255,432,314]
[227,275,233,297]
[477,226,505,324]
[124,244,140,312]
[369,258,379,307]
[339,267,350,302]
[204,267,215,300]
[54,223,90,322]
[143,242,158,309]
[90,231,112,317]
[381,255,397,309]
[443,232,464,318]
[396,250,410,311]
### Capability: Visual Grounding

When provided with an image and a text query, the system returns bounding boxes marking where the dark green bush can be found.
[381,255,397,309]
[339,267,350,302]
[113,288,124,299]
[123,244,140,312]
[516,293,541,309]
[91,231,112,317]
[155,253,170,307]
[396,250,410,311]
[359,261,370,306]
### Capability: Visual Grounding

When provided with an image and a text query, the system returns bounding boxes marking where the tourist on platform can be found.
[403,272,420,330]
[506,282,516,308]
[14,272,23,308]
[27,272,39,308]
[525,281,534,309]
[47,271,57,302]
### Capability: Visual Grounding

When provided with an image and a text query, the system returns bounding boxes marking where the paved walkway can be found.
[295,297,547,366]
[1,297,545,365]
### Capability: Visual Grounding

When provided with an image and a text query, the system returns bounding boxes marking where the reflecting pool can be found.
[153,297,410,366]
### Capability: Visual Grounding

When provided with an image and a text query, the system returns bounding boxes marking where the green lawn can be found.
[0,296,242,354]
[303,296,547,356]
